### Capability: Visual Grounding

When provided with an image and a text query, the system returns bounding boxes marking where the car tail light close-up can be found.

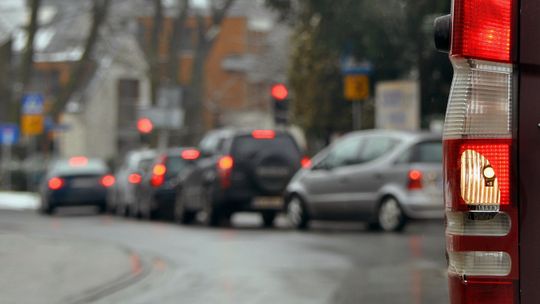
[128,173,142,185]
[150,157,167,188]
[100,175,116,188]
[251,130,276,139]
[407,170,423,190]
[301,156,312,169]
[181,149,201,160]
[443,0,518,303]
[217,155,234,189]
[48,177,65,191]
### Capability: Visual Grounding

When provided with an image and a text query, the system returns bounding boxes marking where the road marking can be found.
[130,254,142,275]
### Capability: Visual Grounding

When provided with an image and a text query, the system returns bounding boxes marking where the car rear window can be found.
[231,134,299,159]
[50,159,108,176]
[165,157,188,177]
[410,141,443,163]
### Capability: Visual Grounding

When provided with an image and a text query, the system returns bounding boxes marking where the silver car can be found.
[108,149,156,216]
[284,130,443,232]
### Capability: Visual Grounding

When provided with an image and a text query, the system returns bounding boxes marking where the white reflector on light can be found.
[448,251,511,276]
[446,212,511,236]
[443,59,513,139]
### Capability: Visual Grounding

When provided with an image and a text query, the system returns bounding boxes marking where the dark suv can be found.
[175,129,305,227]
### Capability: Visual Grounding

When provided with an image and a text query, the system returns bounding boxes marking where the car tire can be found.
[39,197,55,215]
[201,187,222,227]
[261,211,276,228]
[376,196,407,232]
[287,195,309,230]
[175,190,196,225]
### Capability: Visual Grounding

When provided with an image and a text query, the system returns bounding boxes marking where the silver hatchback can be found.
[284,130,443,232]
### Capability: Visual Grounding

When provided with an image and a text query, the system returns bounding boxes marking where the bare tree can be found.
[9,0,41,122]
[148,0,163,105]
[51,0,111,119]
[167,0,189,84]
[186,0,235,142]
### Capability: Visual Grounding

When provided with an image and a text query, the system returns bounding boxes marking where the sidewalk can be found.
[0,233,141,304]
[0,191,39,210]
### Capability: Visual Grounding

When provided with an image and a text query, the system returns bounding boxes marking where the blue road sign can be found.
[21,94,45,115]
[0,124,20,146]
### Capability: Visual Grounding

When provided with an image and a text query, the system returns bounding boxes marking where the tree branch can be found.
[51,0,111,119]
[167,0,189,84]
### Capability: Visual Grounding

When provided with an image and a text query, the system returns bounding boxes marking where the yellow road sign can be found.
[21,114,44,136]
[344,75,370,101]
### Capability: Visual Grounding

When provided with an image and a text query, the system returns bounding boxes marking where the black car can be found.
[135,148,200,220]
[175,129,306,227]
[39,157,115,215]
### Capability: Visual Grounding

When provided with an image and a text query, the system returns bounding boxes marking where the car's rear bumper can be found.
[219,188,285,212]
[47,188,107,206]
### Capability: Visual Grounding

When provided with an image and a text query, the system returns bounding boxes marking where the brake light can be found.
[444,0,518,302]
[181,149,200,160]
[100,175,115,187]
[217,155,234,188]
[301,156,312,168]
[69,156,88,167]
[48,177,64,190]
[128,173,142,184]
[407,170,423,190]
[451,0,513,62]
[150,158,167,188]
[252,130,275,139]
[153,164,166,176]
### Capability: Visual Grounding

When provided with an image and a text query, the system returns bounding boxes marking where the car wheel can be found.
[201,188,221,227]
[175,190,195,225]
[261,211,276,228]
[39,197,55,215]
[287,196,309,230]
[377,197,406,232]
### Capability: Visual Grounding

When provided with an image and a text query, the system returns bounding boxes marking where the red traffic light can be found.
[271,83,289,101]
[137,118,153,134]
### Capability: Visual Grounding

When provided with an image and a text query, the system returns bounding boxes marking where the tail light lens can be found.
[128,173,142,184]
[150,157,167,188]
[100,175,116,188]
[451,0,513,62]
[407,170,423,190]
[181,149,201,160]
[445,0,517,302]
[48,177,65,190]
[301,156,311,168]
[252,130,275,139]
[217,155,234,189]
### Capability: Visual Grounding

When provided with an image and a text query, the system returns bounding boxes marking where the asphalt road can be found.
[0,208,449,304]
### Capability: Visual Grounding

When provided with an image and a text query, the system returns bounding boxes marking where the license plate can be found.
[71,178,97,188]
[252,197,283,209]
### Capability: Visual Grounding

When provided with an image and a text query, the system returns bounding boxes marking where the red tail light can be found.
[181,149,201,160]
[301,156,312,168]
[48,177,65,190]
[217,155,234,188]
[128,173,142,184]
[407,170,423,190]
[100,175,116,188]
[451,0,514,62]
[150,158,167,188]
[252,130,275,139]
[445,0,517,303]
[69,156,88,167]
